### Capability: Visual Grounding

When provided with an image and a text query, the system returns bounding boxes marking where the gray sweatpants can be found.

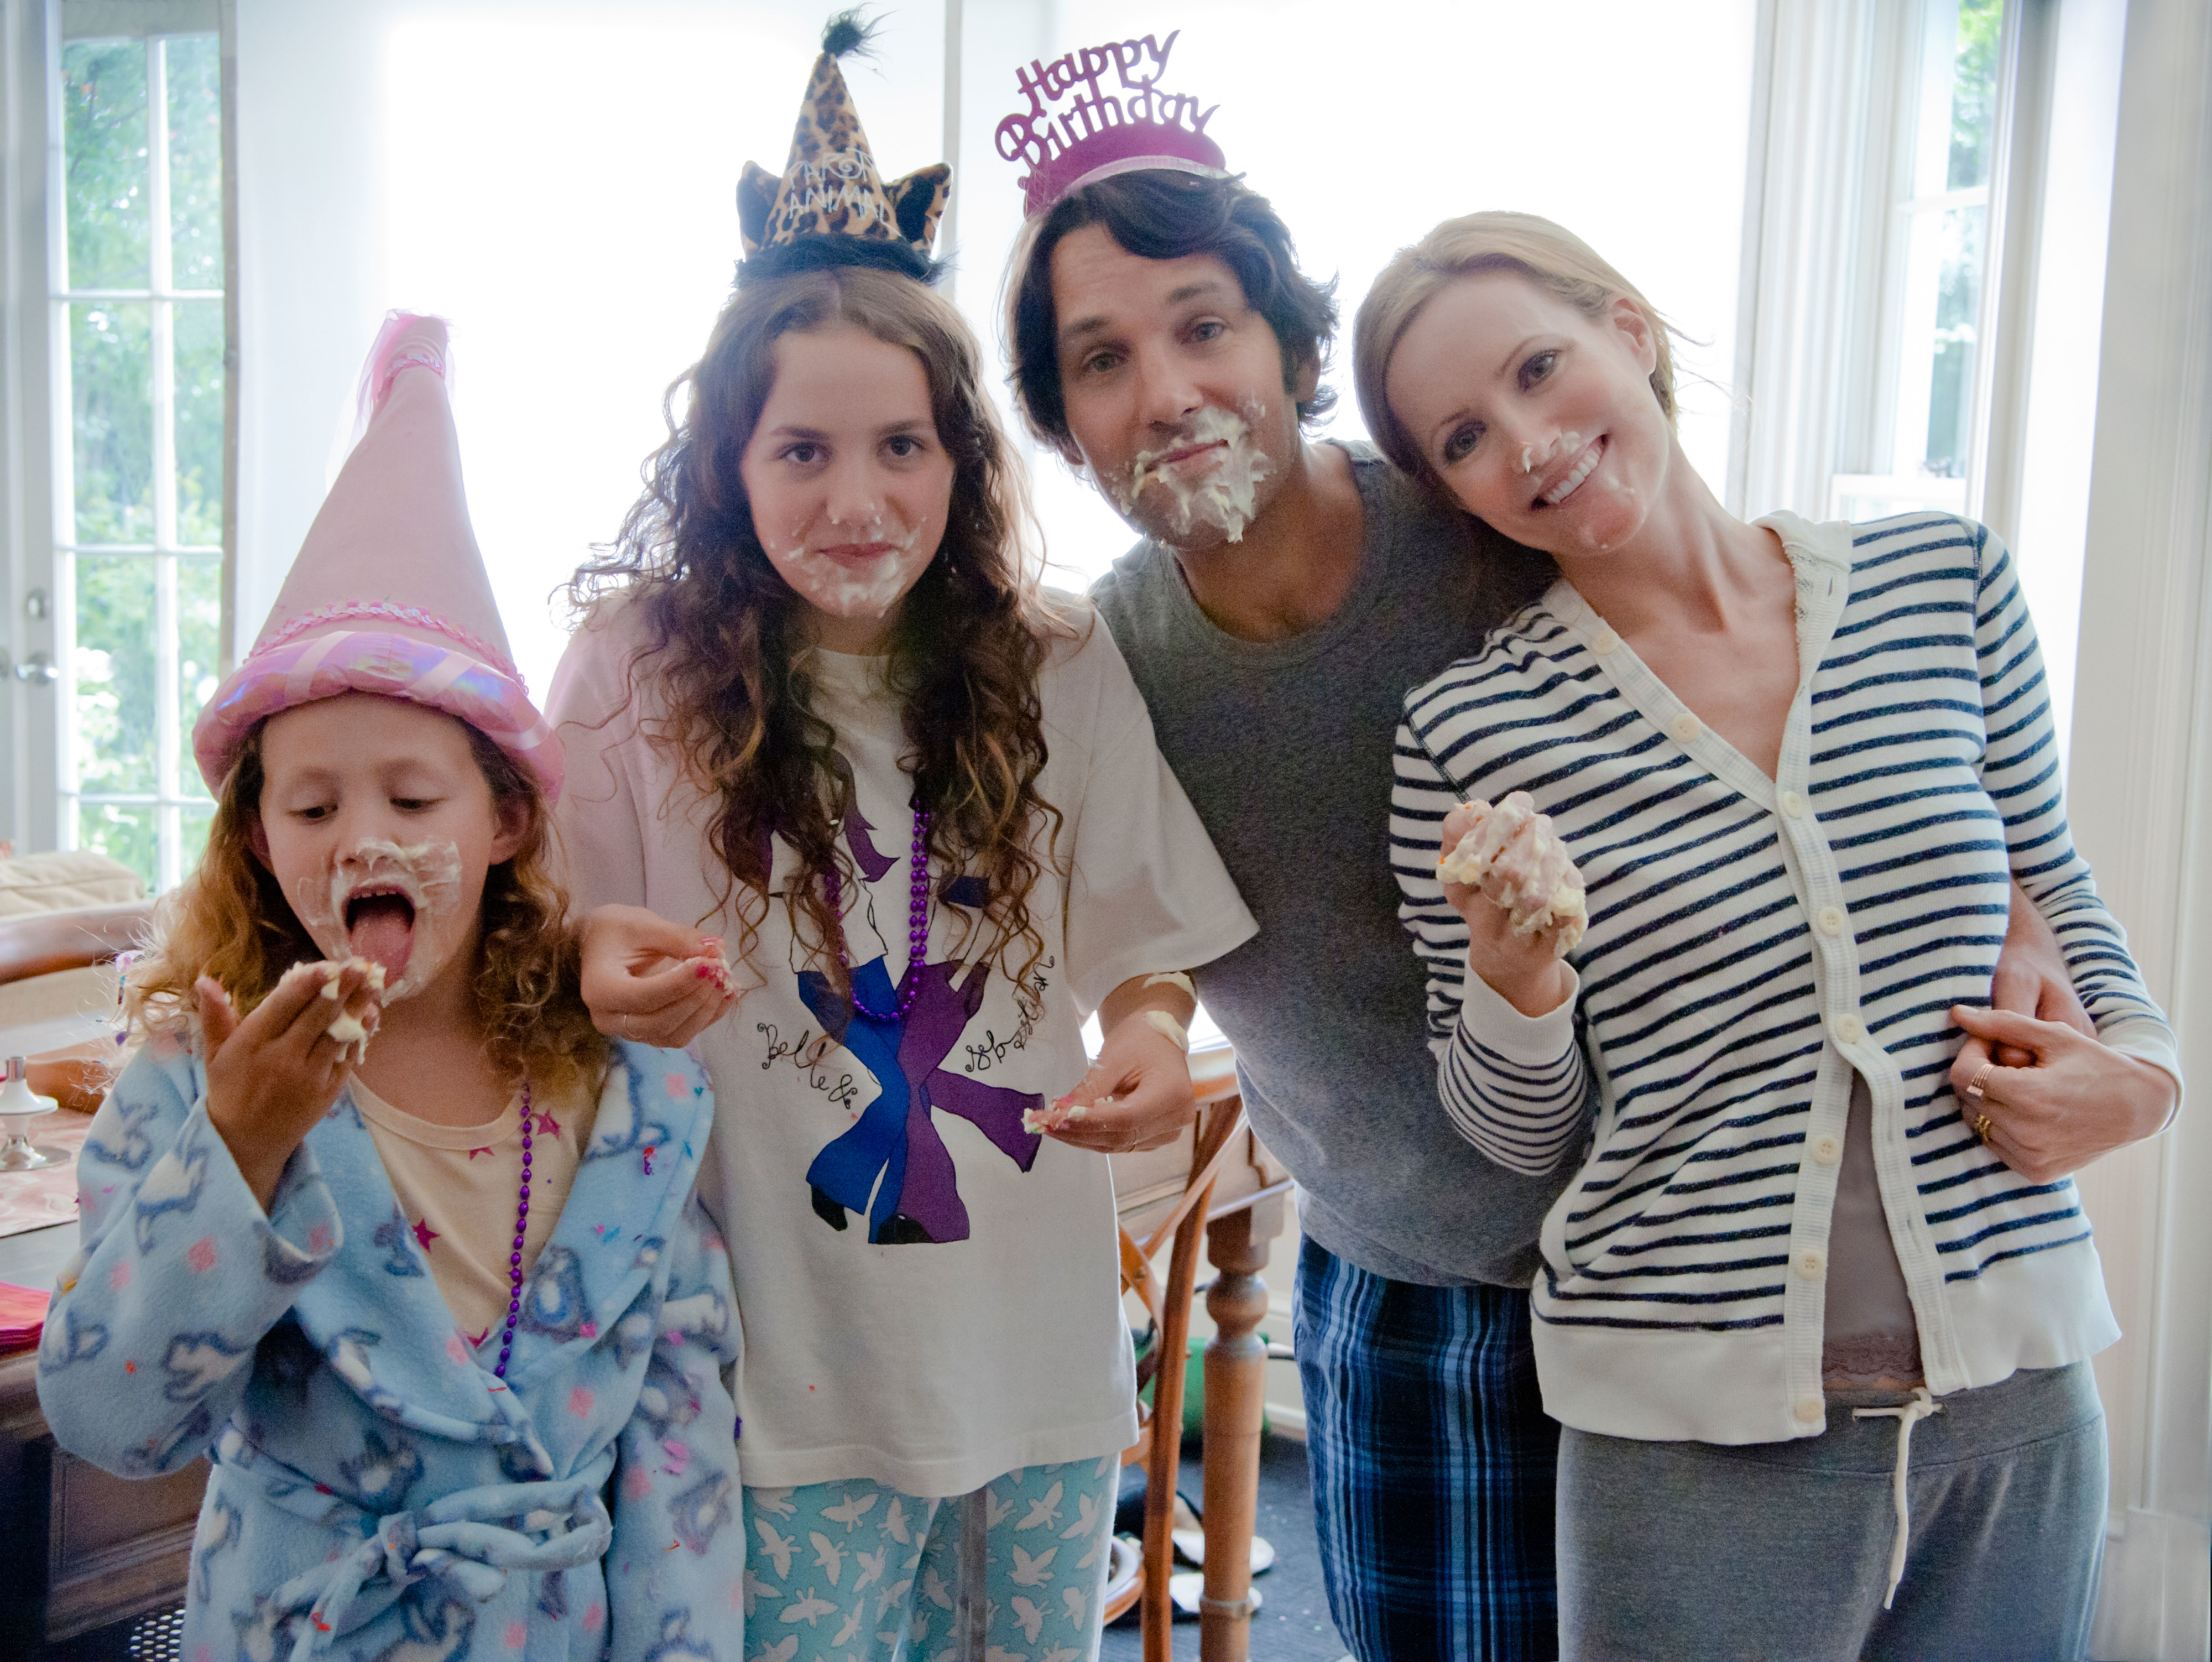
[1557,1362,2106,1661]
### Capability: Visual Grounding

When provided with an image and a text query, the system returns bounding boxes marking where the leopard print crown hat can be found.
[735,10,953,284]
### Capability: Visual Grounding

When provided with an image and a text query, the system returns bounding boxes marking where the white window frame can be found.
[1730,0,2042,533]
[15,0,234,890]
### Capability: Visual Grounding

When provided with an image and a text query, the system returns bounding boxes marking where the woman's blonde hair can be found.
[127,711,608,1098]
[1353,211,1678,491]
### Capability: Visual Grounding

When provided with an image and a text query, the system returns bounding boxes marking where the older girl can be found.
[1359,214,2178,1659]
[39,316,741,1661]
[547,29,1254,1659]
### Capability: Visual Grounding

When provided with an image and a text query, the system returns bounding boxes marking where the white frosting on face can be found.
[1120,402,1275,545]
[761,512,935,623]
[289,838,467,1004]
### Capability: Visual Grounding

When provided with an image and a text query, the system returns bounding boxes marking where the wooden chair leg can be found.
[1143,1177,1214,1662]
[1198,1206,1268,1662]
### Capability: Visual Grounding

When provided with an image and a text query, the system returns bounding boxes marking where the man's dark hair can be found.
[1004,169,1339,449]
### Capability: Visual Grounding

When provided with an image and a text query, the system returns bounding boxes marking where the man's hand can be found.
[202,961,379,1210]
[578,904,737,1049]
[1989,879,2094,1065]
[1949,1004,2177,1183]
[1037,976,1199,1153]
[1439,796,1578,1019]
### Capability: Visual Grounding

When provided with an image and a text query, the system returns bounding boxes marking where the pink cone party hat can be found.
[191,312,563,800]
[995,28,1227,217]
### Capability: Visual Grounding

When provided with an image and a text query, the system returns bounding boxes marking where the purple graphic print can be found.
[797,799,1044,1245]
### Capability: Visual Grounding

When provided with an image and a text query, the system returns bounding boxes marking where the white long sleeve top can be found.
[1390,512,2180,1444]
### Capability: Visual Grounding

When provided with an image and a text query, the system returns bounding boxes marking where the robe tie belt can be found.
[259,1475,613,1659]
[1851,1385,1940,1610]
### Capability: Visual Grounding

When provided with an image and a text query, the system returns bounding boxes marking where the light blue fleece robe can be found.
[36,1034,743,1662]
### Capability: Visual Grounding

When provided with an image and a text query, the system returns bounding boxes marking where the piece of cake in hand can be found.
[1438,792,1589,955]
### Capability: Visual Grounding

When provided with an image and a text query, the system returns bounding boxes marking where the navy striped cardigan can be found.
[1390,512,2179,1444]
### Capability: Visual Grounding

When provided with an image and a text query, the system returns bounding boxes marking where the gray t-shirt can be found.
[1090,442,1569,1286]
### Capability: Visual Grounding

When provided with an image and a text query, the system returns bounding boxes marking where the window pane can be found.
[1948,0,2004,192]
[175,300,225,545]
[60,39,150,290]
[178,555,221,797]
[78,801,156,893]
[71,301,154,542]
[72,554,158,798]
[165,35,223,290]
[1925,204,1987,478]
[180,804,215,877]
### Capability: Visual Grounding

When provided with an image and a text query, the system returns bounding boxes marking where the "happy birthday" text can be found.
[996,31,1216,169]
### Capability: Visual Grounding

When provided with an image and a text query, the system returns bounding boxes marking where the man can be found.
[1005,162,1570,1658]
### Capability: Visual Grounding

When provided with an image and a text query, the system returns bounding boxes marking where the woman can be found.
[1355,212,2179,1659]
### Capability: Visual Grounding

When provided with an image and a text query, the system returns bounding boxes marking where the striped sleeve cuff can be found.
[1440,956,1589,1174]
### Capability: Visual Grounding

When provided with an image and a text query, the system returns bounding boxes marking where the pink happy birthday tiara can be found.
[995,29,1228,218]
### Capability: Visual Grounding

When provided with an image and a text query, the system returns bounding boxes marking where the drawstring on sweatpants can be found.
[1851,1386,1940,1609]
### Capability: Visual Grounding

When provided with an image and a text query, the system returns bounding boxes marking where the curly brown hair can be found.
[567,265,1073,1002]
[128,715,608,1099]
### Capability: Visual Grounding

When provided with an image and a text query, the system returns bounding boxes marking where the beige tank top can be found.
[351,1071,598,1343]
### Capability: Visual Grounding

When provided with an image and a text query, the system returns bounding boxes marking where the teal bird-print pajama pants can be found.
[741,1457,1120,1661]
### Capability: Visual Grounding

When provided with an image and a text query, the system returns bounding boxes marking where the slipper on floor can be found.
[1101,1535,1144,1624]
[1167,1490,1277,1575]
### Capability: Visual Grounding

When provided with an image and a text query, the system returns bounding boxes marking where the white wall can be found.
[2068,1,2212,1654]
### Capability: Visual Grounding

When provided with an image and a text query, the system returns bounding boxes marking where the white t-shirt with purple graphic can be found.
[550,597,1256,1496]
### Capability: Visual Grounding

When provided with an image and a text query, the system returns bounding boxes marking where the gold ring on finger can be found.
[1973,1112,1995,1142]
[1963,1060,1997,1101]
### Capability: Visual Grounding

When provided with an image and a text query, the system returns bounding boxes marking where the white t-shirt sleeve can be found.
[546,612,653,914]
[1052,613,1258,1013]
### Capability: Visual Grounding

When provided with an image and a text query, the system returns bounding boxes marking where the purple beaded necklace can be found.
[493,1080,533,1379]
[821,797,931,1021]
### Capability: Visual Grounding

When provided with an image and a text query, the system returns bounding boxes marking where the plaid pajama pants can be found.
[1294,1236,1561,1660]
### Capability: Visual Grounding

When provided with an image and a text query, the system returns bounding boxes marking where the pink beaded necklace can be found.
[821,798,931,1021]
[493,1080,533,1379]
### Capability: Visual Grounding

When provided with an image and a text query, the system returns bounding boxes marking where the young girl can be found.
[1358,214,2180,1659]
[38,316,743,1661]
[550,28,1254,1661]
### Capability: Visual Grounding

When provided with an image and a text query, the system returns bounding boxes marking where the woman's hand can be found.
[1036,977,1199,1153]
[201,961,379,1211]
[578,904,737,1049]
[1949,1004,2178,1183]
[1439,794,1581,1018]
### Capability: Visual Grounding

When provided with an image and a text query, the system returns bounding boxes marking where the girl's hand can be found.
[1439,795,1581,1018]
[578,904,737,1049]
[1949,1004,2179,1183]
[1035,973,1202,1152]
[201,962,379,1210]
[1037,1014,1196,1152]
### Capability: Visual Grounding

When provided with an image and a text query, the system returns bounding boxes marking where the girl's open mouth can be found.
[345,885,418,981]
